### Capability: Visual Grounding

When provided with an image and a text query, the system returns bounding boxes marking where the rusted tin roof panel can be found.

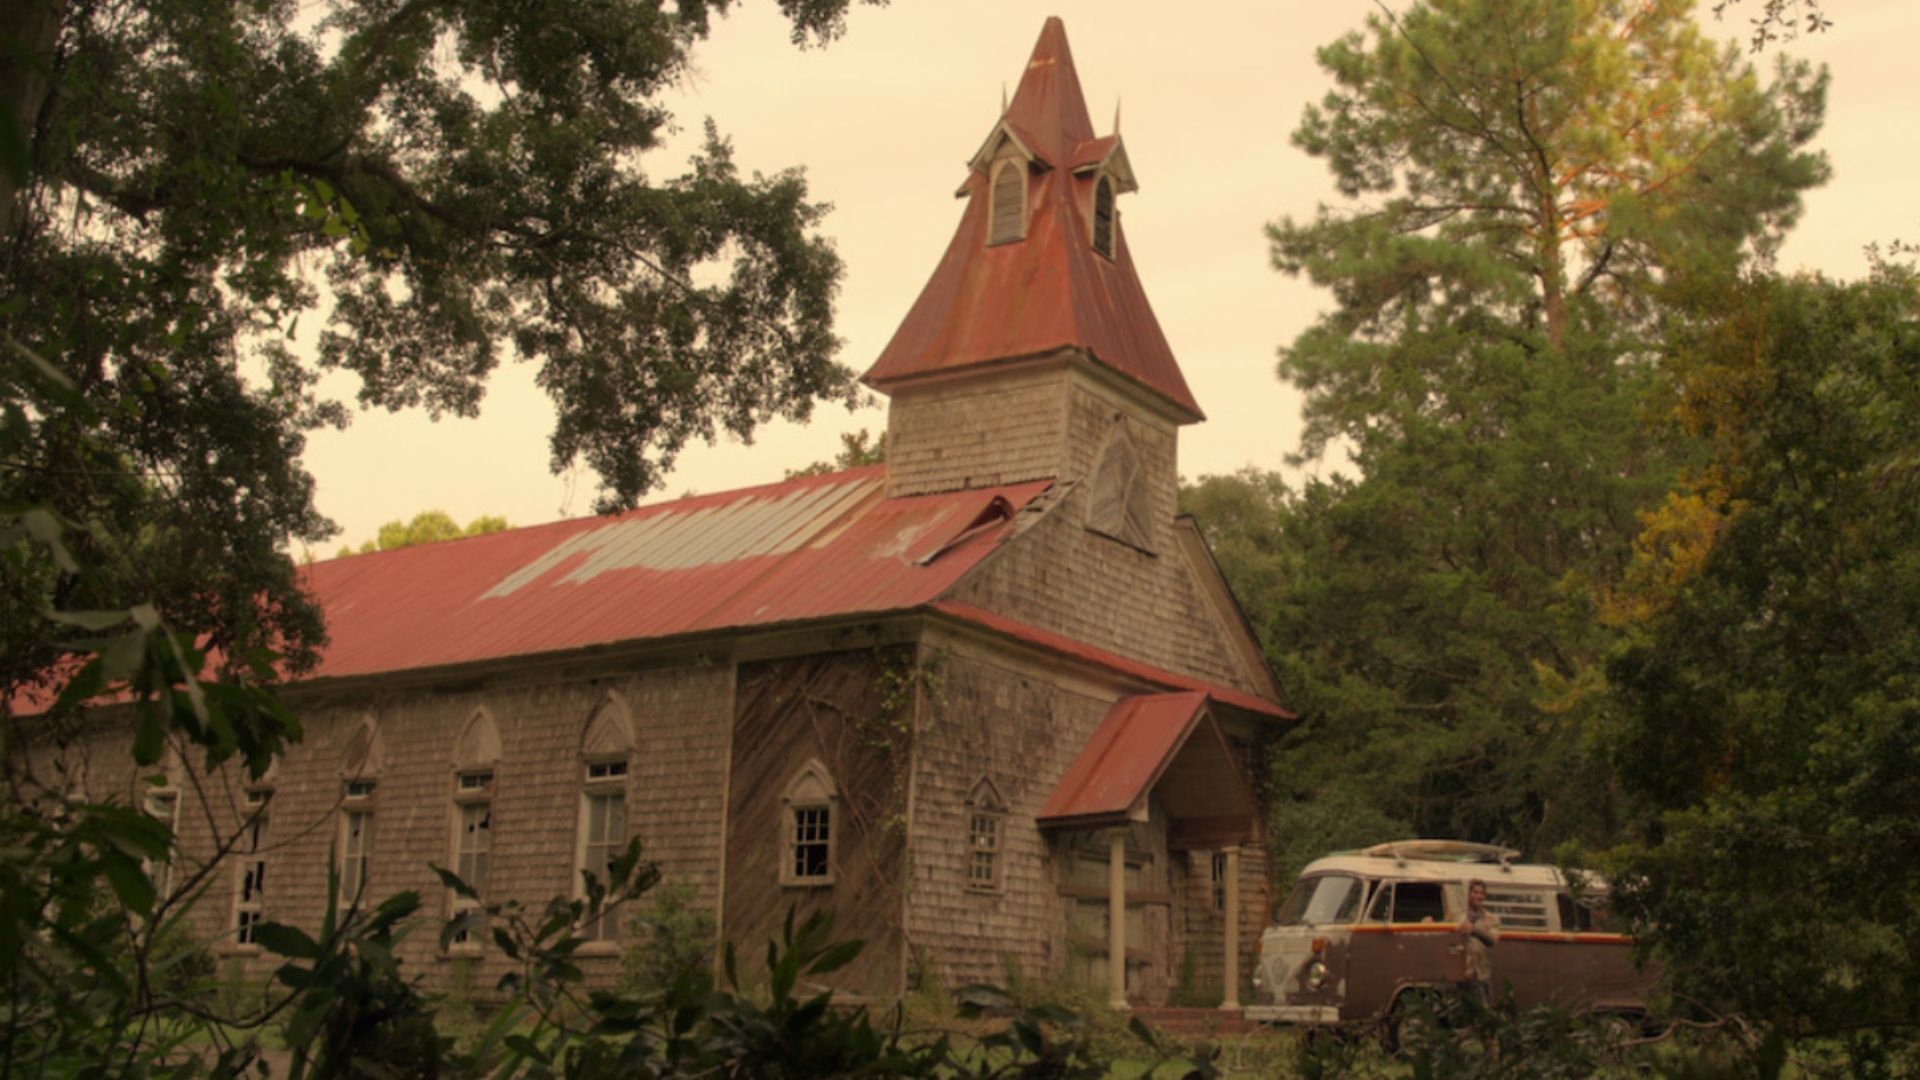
[1036,692,1208,825]
[302,467,1052,681]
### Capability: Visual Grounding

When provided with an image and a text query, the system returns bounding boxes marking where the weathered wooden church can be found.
[75,19,1294,1008]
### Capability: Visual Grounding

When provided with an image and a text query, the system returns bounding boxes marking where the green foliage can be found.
[1251,0,1829,857]
[2,0,882,692]
[617,880,715,996]
[0,360,307,1076]
[338,509,513,557]
[786,426,888,478]
[1601,271,1920,1048]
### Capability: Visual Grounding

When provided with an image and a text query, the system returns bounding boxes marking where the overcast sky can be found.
[299,0,1920,553]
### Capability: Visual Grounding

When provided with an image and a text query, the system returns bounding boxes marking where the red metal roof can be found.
[861,19,1203,421]
[1037,692,1209,825]
[300,467,1052,681]
[931,601,1293,720]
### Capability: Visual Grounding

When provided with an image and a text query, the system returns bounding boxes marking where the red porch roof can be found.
[1038,692,1210,824]
[1036,692,1260,843]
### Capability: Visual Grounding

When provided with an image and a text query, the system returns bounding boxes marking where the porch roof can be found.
[1036,692,1259,845]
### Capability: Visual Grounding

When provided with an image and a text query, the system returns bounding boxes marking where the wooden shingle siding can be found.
[950,480,1253,692]
[724,649,913,998]
[49,664,735,992]
[902,650,1113,991]
[884,366,1068,497]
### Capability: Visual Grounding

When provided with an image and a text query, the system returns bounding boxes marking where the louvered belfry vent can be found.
[1092,176,1115,257]
[989,160,1025,245]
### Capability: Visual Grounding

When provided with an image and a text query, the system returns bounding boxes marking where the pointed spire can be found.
[1113,98,1121,135]
[863,19,1201,423]
[1001,82,1008,115]
[1001,15,1097,165]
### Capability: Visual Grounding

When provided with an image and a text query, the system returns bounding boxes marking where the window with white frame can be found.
[233,786,271,946]
[781,761,837,887]
[968,812,1001,890]
[449,769,493,945]
[340,779,376,900]
[965,776,1006,892]
[578,759,628,941]
[143,785,181,897]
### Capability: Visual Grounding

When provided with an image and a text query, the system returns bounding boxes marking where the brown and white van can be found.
[1246,840,1654,1029]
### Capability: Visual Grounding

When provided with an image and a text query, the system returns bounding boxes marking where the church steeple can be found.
[863,18,1201,424]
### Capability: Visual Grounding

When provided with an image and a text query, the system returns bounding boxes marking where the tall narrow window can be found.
[965,776,1006,892]
[233,786,271,946]
[576,696,635,942]
[781,760,837,887]
[579,760,628,940]
[1211,851,1229,913]
[450,771,493,945]
[1092,176,1115,258]
[143,785,181,897]
[989,159,1026,245]
[450,708,502,948]
[337,717,383,904]
[340,779,376,900]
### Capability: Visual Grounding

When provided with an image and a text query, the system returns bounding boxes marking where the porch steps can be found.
[1129,1006,1260,1039]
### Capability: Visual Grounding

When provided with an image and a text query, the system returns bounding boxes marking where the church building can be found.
[61,19,1293,1009]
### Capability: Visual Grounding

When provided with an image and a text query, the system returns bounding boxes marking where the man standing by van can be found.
[1458,880,1500,1005]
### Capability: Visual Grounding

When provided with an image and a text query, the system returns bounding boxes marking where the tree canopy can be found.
[335,510,510,558]
[1,0,875,687]
[1603,269,1920,1035]
[1256,0,1828,862]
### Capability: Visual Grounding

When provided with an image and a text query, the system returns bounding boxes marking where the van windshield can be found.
[1275,874,1367,926]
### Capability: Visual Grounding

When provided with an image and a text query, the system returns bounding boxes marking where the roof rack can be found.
[1358,839,1522,866]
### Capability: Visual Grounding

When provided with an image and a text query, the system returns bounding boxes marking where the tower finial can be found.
[1113,98,1121,134]
[1001,82,1008,115]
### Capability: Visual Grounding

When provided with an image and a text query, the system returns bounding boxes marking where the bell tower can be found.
[863,19,1202,552]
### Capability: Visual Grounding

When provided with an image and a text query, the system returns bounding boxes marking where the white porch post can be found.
[1108,827,1129,1011]
[1222,844,1242,1010]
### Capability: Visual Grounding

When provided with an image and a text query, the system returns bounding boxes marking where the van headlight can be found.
[1303,958,1329,991]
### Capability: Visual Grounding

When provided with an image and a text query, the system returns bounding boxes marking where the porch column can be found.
[1108,827,1129,1011]
[1221,844,1242,1010]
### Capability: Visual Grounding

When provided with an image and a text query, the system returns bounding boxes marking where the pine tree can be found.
[1261,0,1827,859]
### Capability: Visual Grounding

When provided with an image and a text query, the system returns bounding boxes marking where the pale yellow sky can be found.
[300,1,1920,551]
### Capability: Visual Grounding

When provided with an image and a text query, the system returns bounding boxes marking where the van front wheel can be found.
[1381,989,1442,1057]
